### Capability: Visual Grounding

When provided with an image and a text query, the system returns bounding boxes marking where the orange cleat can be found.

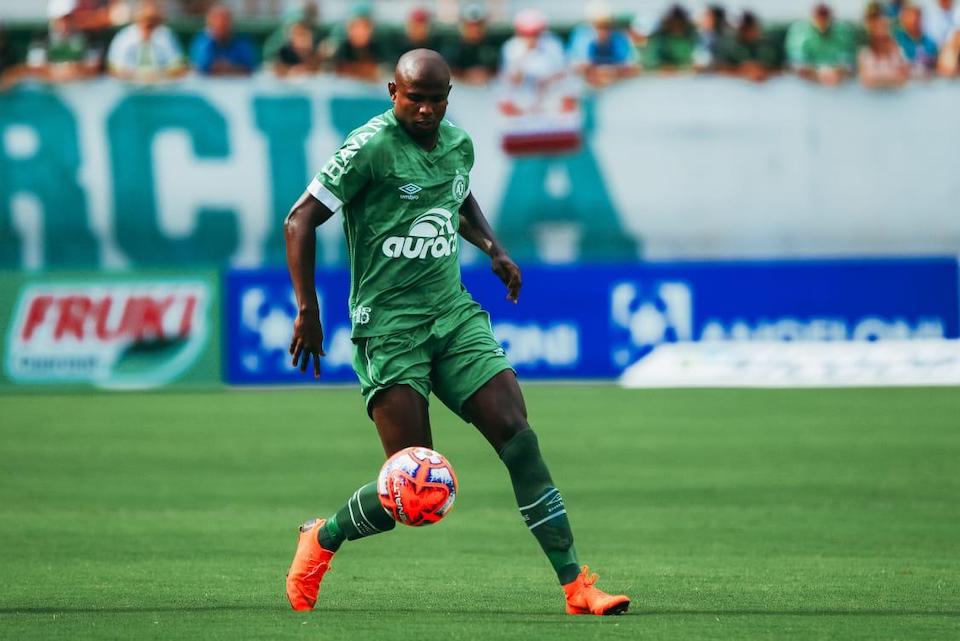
[285,518,335,611]
[563,566,631,615]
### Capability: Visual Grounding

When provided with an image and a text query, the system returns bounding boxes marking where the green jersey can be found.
[309,109,474,338]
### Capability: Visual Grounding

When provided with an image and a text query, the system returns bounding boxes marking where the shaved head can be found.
[395,49,451,86]
[389,49,452,148]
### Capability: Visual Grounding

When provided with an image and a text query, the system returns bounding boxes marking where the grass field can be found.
[1,386,958,640]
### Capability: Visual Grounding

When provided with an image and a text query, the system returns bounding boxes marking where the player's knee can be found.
[497,424,537,462]
[490,411,530,452]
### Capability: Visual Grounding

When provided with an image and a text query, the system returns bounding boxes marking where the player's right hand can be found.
[290,309,325,379]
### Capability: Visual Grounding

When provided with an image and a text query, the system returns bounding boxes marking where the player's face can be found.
[390,78,451,138]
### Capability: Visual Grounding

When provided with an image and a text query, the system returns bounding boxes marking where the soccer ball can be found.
[377,446,458,527]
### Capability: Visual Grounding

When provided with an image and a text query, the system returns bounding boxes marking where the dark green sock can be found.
[499,429,581,585]
[318,482,395,552]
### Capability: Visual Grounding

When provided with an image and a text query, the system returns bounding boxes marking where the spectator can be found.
[190,5,257,76]
[4,0,104,85]
[924,0,958,46]
[500,9,577,116]
[392,8,444,63]
[273,20,321,77]
[937,26,960,73]
[693,4,731,70]
[716,11,778,82]
[107,0,186,80]
[42,0,100,81]
[643,5,698,71]
[858,15,910,86]
[500,9,566,88]
[263,1,319,64]
[330,5,385,81]
[894,3,939,74]
[568,2,639,86]
[785,4,857,85]
[445,5,500,85]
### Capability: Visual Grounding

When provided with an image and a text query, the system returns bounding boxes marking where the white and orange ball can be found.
[377,446,458,526]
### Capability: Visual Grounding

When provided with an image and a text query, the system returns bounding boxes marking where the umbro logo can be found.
[398,183,422,200]
[545,492,565,513]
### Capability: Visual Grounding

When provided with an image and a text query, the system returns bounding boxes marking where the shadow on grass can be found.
[1,606,959,618]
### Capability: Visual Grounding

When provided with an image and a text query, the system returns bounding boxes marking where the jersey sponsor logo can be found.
[398,183,422,200]
[452,173,468,202]
[351,305,371,325]
[320,116,387,186]
[381,208,459,260]
[6,281,210,388]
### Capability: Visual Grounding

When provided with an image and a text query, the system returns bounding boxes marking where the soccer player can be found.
[283,49,630,616]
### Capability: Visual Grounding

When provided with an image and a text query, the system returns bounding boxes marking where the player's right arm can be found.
[284,192,336,379]
[284,119,380,377]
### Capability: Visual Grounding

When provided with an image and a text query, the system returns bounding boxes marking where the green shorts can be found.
[352,298,513,422]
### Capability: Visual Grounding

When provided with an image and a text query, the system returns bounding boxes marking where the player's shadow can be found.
[2,606,959,617]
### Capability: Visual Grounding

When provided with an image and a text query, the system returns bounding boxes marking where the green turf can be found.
[1,386,958,640]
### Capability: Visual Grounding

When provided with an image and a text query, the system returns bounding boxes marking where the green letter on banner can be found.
[0,89,97,268]
[108,94,238,265]
[329,96,391,140]
[254,96,312,264]
[496,97,638,261]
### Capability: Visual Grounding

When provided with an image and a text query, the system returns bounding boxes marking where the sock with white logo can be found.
[318,482,395,552]
[499,429,581,585]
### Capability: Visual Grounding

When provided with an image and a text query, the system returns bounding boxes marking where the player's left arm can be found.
[459,192,521,303]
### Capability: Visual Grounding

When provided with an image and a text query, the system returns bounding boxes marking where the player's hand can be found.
[289,308,325,379]
[492,252,522,304]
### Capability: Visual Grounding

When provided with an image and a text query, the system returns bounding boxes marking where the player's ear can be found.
[388,82,398,100]
[445,84,452,97]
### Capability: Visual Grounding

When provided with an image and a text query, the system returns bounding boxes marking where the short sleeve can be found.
[307,132,377,213]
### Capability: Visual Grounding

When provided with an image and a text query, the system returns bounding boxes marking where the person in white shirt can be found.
[500,9,567,96]
[107,0,186,80]
[923,0,959,47]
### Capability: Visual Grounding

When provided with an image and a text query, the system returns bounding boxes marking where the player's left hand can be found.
[492,252,522,304]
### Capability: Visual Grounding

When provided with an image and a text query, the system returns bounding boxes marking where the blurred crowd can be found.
[1,0,960,89]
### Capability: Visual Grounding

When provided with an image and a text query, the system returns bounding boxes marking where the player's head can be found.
[389,49,452,140]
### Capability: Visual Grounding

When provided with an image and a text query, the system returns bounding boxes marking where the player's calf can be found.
[499,429,581,584]
[499,429,632,613]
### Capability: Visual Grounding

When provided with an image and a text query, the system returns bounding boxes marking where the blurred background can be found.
[1,0,958,390]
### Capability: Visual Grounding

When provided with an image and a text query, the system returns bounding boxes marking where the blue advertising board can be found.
[224,258,959,384]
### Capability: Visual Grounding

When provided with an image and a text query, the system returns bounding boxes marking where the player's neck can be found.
[399,122,439,151]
